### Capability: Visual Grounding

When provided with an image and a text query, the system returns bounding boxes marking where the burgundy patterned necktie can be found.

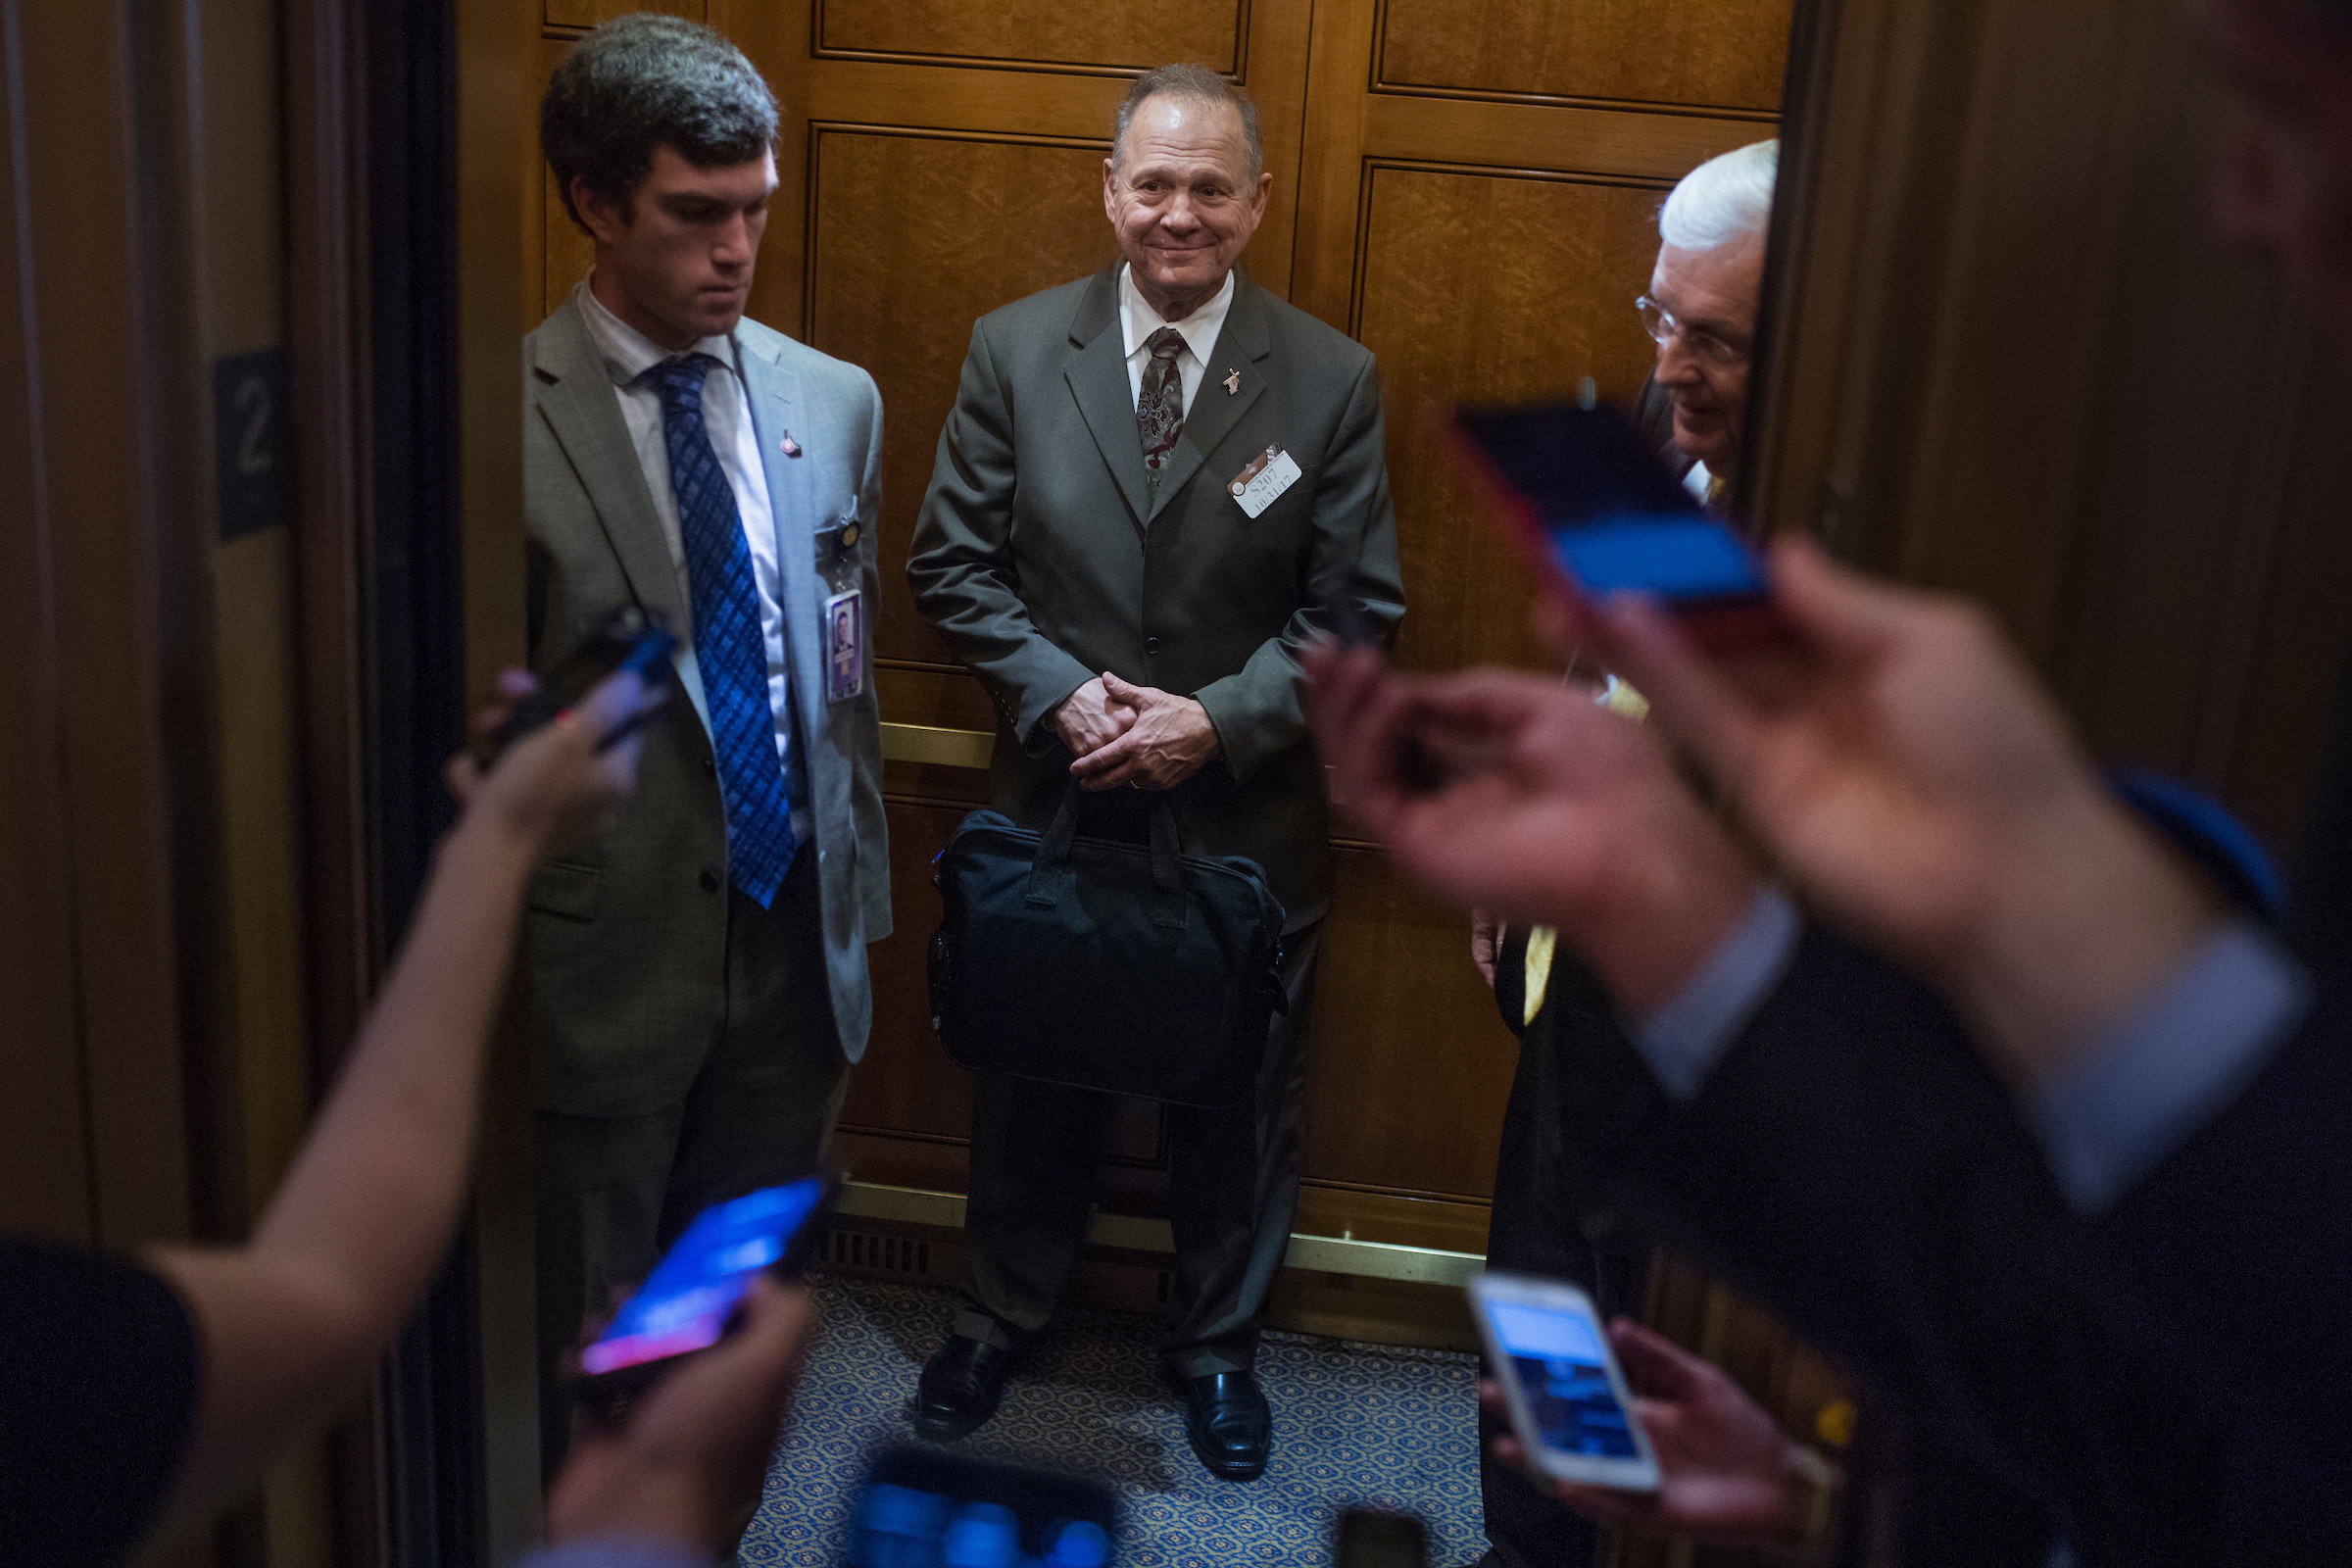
[1136,325,1187,488]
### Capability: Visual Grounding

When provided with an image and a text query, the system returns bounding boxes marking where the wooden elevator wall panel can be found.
[842,799,975,1145]
[1301,846,1517,1200]
[536,35,593,326]
[1376,0,1789,111]
[806,129,1116,667]
[543,0,702,30]
[817,0,1243,74]
[1353,167,1669,676]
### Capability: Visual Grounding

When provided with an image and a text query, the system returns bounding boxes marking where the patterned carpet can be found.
[742,1276,1489,1566]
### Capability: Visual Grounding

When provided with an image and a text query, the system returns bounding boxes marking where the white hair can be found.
[1658,139,1778,253]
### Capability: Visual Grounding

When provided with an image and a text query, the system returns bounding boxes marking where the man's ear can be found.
[571,175,627,247]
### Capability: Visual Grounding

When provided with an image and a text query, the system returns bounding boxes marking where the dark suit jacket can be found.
[1560,923,2349,1565]
[521,295,890,1116]
[906,266,1405,930]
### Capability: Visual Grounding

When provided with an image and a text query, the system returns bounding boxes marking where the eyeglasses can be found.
[1636,296,1750,370]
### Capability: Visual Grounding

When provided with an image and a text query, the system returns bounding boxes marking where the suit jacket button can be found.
[702,757,715,775]
[1146,637,1160,655]
[699,868,721,893]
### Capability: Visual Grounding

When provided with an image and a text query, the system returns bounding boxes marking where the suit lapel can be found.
[1149,274,1272,523]
[532,302,689,632]
[1062,268,1154,533]
[734,333,834,775]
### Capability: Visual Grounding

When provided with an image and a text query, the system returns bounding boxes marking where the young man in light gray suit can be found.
[524,16,886,1469]
[906,65,1405,1481]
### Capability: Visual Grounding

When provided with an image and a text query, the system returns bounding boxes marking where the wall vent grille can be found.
[817,1228,931,1278]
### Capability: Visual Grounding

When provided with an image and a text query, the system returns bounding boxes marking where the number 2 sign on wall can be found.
[214,347,288,542]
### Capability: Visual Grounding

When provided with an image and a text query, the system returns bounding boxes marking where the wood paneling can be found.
[0,28,89,1243]
[1353,165,1667,674]
[843,799,979,1145]
[544,0,700,30]
[1290,0,1781,333]
[817,0,1242,74]
[536,34,592,325]
[1376,0,1790,113]
[15,0,196,1256]
[808,128,1116,665]
[1301,846,1517,1200]
[1752,0,2352,860]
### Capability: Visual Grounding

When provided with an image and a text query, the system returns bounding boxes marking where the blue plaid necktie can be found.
[650,353,798,907]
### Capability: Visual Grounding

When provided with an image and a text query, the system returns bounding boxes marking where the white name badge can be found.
[1229,448,1302,518]
[823,588,864,704]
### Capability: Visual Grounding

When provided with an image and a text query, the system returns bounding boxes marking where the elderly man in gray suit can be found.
[523,16,886,1468]
[906,64,1405,1481]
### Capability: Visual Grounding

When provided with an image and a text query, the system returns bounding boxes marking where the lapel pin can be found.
[1223,368,1242,396]
[779,433,802,458]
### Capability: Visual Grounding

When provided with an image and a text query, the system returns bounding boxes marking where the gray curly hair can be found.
[542,15,778,233]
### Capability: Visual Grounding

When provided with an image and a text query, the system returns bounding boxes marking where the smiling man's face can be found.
[1103,94,1271,321]
[1647,234,1764,470]
[577,143,775,351]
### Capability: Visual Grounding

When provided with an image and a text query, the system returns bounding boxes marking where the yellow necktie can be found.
[1521,678,1649,1022]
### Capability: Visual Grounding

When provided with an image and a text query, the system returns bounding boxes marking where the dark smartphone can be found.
[843,1446,1119,1567]
[1451,402,1779,648]
[484,604,678,760]
[573,1174,833,1416]
[1335,1508,1430,1568]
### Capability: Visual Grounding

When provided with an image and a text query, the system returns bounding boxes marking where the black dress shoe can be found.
[913,1335,1016,1440]
[1182,1370,1271,1481]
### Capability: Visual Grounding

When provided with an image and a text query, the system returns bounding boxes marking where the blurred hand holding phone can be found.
[481,603,678,762]
[574,1174,833,1415]
[1451,402,1779,650]
[1470,1270,1662,1494]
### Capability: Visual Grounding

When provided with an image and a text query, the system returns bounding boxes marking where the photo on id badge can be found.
[821,512,865,705]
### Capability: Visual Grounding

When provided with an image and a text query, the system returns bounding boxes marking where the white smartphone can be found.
[1468,1270,1662,1493]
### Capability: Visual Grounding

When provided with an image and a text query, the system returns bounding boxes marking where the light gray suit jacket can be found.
[522,295,890,1117]
[906,267,1404,931]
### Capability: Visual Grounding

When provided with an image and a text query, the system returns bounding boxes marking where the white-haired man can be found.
[1642,139,1778,505]
[1473,140,1789,1568]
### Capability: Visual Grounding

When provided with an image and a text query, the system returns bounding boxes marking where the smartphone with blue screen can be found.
[1469,1270,1661,1493]
[844,1446,1119,1567]
[574,1174,833,1412]
[1452,403,1779,648]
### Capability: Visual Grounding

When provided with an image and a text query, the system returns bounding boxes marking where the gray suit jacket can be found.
[522,294,890,1116]
[906,267,1404,930]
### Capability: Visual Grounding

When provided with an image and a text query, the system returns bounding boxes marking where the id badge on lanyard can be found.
[817,505,866,705]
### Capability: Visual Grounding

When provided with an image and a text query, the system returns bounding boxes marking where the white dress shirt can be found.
[575,278,808,845]
[1118,264,1235,416]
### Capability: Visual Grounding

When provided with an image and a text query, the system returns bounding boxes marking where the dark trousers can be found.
[954,922,1322,1380]
[533,849,847,1475]
[1480,937,1647,1568]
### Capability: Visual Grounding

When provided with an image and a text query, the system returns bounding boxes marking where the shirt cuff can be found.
[2031,919,2311,1215]
[1635,889,1802,1102]
[507,1537,718,1568]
